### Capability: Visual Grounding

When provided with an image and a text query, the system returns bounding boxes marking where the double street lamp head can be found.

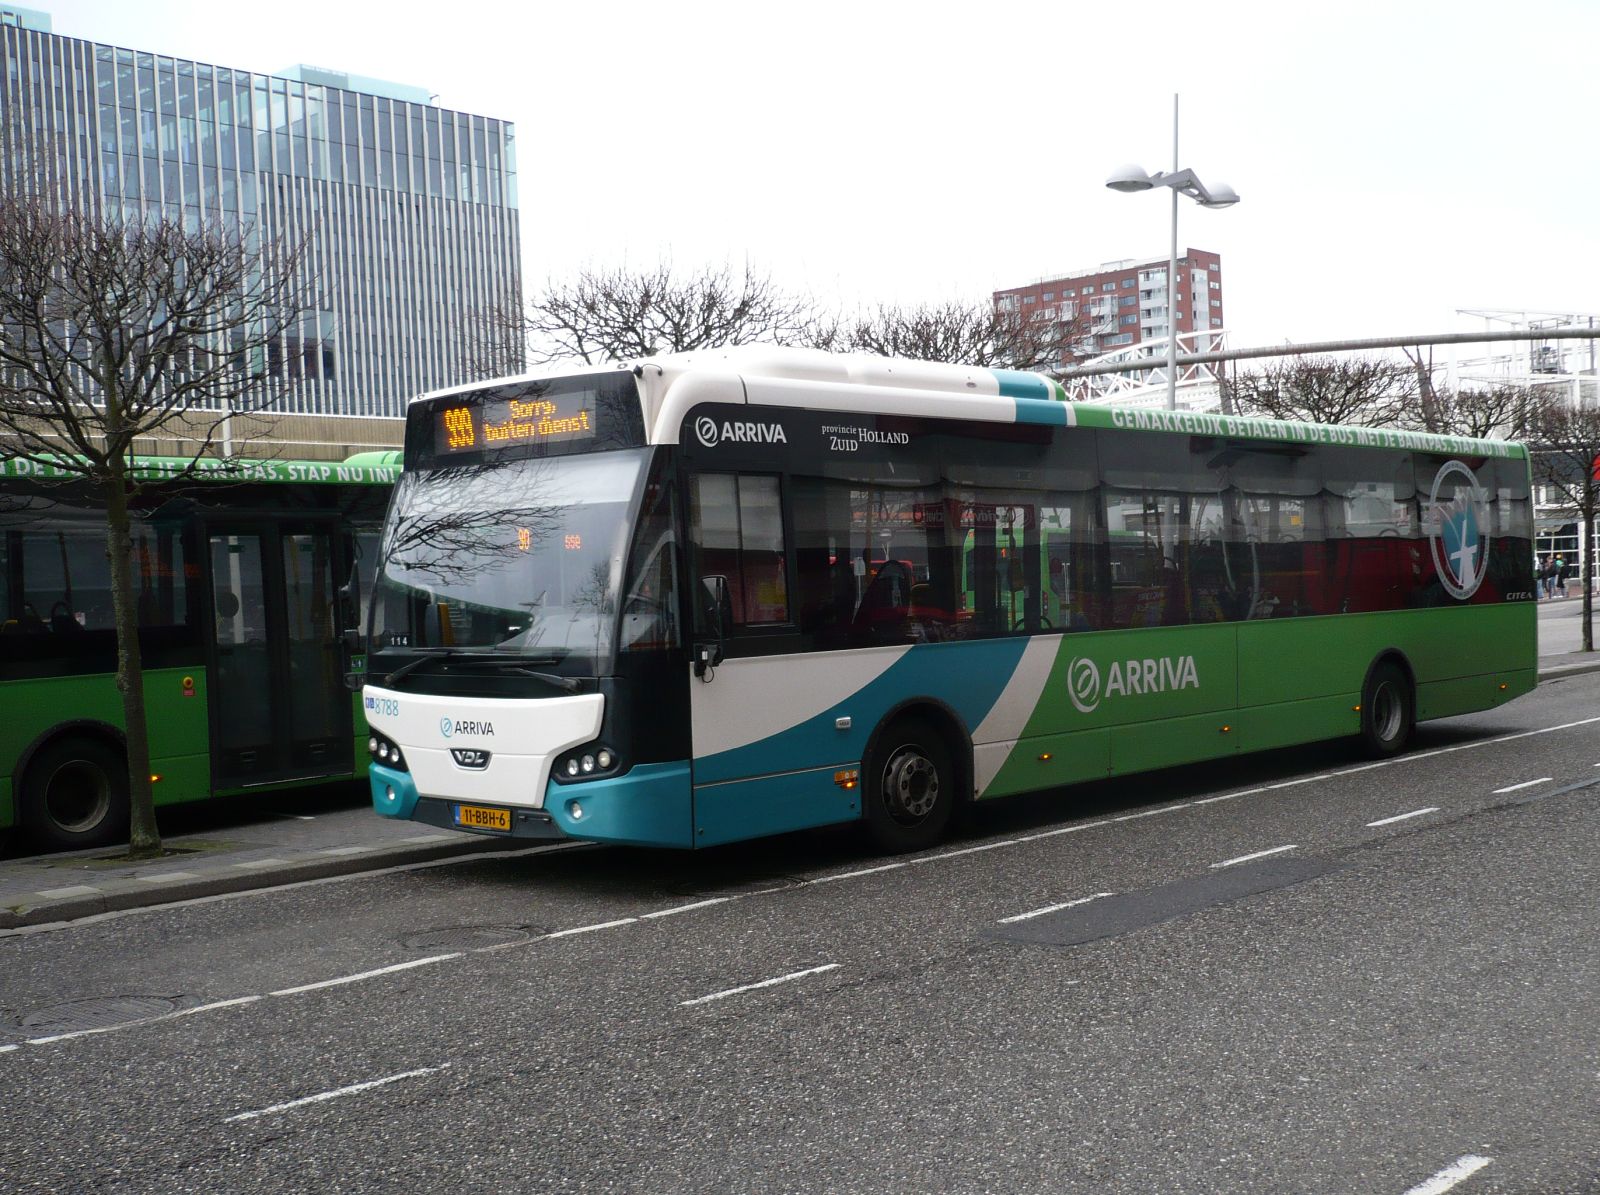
[1105,164,1240,209]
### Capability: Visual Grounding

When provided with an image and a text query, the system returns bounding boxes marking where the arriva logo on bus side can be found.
[1067,655,1200,714]
[694,416,788,449]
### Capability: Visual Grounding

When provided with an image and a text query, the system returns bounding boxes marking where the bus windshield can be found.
[369,448,646,665]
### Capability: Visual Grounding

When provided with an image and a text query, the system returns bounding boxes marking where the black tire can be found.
[1359,662,1413,759]
[20,736,129,851]
[863,719,956,854]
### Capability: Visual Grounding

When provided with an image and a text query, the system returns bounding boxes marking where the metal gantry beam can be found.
[1059,326,1600,380]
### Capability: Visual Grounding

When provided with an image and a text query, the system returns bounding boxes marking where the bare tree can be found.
[1223,356,1415,426]
[0,193,310,856]
[1528,397,1600,652]
[1396,346,1542,439]
[822,299,1080,371]
[516,263,825,367]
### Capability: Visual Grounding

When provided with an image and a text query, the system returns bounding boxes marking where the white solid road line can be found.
[1366,807,1440,828]
[681,964,841,1007]
[268,954,460,997]
[546,918,637,938]
[224,1064,451,1123]
[1492,777,1553,793]
[1211,844,1298,869]
[997,892,1116,925]
[641,898,733,919]
[1401,1153,1492,1195]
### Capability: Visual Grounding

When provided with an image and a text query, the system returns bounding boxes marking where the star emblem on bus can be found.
[1427,460,1489,600]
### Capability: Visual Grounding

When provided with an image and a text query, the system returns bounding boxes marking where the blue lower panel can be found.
[694,767,861,848]
[546,761,695,848]
[370,764,420,819]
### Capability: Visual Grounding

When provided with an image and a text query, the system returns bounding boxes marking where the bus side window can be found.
[687,473,790,630]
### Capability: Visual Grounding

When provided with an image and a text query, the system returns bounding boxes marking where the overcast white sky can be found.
[39,0,1600,350]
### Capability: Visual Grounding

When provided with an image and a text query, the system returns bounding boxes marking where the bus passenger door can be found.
[205,523,353,787]
[685,471,859,845]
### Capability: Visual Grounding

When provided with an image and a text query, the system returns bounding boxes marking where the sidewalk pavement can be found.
[0,791,538,931]
[4,654,1599,931]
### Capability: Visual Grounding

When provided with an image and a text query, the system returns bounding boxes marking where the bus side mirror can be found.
[700,575,732,640]
[694,575,732,678]
[342,627,365,691]
[338,573,362,631]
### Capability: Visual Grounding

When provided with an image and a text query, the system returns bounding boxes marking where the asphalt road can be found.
[3,673,1600,1194]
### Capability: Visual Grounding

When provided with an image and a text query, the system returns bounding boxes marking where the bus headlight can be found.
[368,731,409,773]
[553,743,622,784]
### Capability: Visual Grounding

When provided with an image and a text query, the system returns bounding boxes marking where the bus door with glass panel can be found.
[204,519,353,787]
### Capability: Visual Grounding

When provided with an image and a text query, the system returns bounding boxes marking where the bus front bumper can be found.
[369,760,694,848]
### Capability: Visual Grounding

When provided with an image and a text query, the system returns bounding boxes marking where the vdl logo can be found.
[1428,460,1490,600]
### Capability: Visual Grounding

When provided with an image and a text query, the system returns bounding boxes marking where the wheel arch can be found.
[1363,648,1416,707]
[15,720,128,791]
[863,697,974,805]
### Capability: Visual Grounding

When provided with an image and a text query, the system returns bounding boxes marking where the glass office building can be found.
[0,8,521,418]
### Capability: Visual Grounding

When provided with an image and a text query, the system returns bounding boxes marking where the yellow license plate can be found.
[454,803,511,832]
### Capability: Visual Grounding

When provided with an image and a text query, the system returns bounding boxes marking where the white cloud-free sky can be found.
[39,0,1600,350]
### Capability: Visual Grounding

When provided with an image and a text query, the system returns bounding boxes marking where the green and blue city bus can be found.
[0,452,397,849]
[362,347,1536,853]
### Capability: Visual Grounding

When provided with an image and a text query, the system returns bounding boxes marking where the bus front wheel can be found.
[20,736,130,851]
[1359,662,1413,759]
[864,719,955,854]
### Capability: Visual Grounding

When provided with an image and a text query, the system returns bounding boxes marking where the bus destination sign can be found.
[434,389,596,456]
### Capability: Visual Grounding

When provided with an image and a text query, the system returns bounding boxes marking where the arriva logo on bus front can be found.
[1067,655,1199,714]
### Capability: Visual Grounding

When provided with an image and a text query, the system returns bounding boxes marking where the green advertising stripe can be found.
[0,457,398,484]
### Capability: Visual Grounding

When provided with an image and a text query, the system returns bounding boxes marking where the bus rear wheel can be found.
[21,737,129,852]
[1359,662,1413,759]
[864,719,955,854]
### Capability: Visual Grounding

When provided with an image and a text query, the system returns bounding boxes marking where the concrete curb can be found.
[1539,659,1600,682]
[0,833,528,931]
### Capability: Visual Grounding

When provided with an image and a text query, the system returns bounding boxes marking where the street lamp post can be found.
[1106,94,1238,411]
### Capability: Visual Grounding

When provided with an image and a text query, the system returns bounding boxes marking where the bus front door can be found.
[205,524,353,788]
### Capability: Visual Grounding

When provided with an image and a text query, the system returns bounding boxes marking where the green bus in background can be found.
[0,452,396,850]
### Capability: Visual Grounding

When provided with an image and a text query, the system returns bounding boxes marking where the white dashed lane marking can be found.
[680,964,841,1007]
[225,1065,451,1123]
[1210,845,1297,869]
[1366,807,1439,828]
[997,892,1115,925]
[1400,1153,1492,1195]
[1493,777,1552,794]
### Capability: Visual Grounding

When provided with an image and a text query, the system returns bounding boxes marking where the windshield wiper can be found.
[439,655,582,692]
[380,648,580,692]
[382,647,462,685]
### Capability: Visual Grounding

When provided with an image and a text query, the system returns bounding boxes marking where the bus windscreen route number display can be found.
[433,391,596,456]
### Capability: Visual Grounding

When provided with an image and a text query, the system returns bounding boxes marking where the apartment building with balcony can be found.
[993,248,1224,368]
